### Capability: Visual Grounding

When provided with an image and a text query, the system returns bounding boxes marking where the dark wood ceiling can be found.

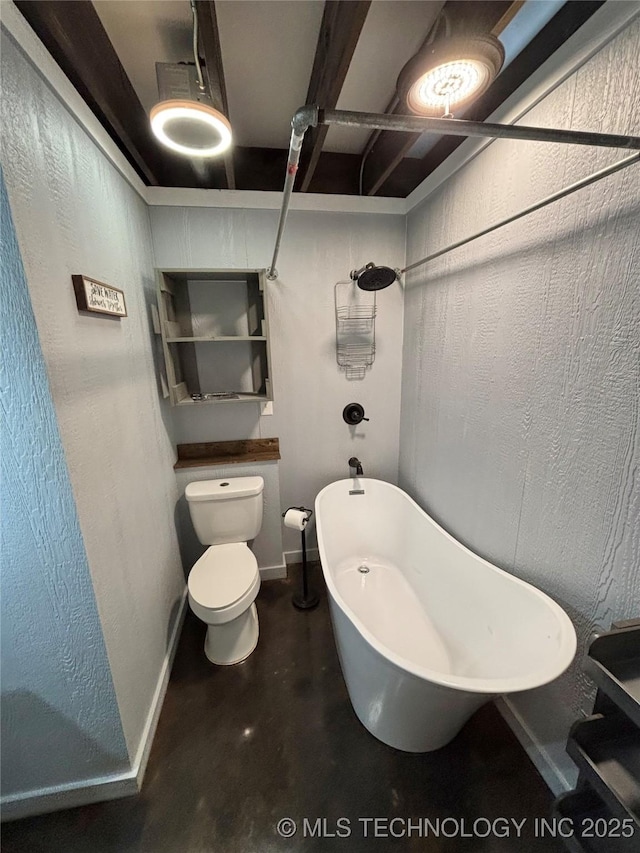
[16,0,605,197]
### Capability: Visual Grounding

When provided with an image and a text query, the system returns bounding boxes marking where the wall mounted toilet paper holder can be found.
[282,506,318,610]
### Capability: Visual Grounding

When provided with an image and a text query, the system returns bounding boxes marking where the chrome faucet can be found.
[348,457,364,476]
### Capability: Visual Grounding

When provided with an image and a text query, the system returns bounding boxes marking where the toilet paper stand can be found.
[282,506,319,610]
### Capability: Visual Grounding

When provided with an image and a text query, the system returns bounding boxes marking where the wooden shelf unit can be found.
[156,268,273,407]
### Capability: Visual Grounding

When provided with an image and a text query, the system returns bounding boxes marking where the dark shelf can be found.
[567,715,640,828]
[553,788,639,853]
[556,622,640,853]
[586,627,640,729]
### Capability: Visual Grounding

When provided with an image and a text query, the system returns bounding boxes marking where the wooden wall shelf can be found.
[174,438,280,469]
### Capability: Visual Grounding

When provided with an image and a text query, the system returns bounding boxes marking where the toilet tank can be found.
[185,477,264,545]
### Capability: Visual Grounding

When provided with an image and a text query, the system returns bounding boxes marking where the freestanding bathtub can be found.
[315,478,576,752]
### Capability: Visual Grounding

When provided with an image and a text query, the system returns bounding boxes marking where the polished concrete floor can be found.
[3,565,563,852]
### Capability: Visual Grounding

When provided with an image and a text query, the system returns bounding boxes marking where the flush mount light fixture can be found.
[397,35,504,117]
[150,99,232,158]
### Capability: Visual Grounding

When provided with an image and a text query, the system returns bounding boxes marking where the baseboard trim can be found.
[132,586,188,787]
[284,548,320,565]
[259,562,287,580]
[0,770,138,822]
[495,696,576,796]
[1,588,189,822]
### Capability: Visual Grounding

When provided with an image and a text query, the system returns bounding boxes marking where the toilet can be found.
[185,476,264,665]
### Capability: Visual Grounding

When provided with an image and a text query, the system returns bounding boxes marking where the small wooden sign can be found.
[72,275,127,317]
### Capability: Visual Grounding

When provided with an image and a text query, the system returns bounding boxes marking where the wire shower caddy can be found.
[334,280,376,379]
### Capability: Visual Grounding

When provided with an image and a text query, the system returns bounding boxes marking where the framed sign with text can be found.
[72,275,127,317]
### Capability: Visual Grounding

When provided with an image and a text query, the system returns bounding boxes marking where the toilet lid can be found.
[188,544,258,610]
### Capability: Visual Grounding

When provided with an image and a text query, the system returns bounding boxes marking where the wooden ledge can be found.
[174,438,280,469]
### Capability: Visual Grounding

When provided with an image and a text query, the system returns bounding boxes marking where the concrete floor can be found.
[3,565,563,852]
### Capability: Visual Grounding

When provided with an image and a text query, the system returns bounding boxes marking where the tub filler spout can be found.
[348,457,364,476]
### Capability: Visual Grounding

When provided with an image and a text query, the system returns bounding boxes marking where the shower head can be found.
[350,262,398,291]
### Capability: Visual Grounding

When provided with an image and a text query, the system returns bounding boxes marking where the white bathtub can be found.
[315,478,576,752]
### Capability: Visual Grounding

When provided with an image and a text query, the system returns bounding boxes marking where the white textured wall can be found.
[401,20,640,789]
[1,33,184,762]
[150,206,406,553]
[1,172,130,804]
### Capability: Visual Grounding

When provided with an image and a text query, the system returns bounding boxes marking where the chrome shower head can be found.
[350,262,398,291]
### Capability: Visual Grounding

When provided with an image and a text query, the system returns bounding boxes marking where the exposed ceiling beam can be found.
[233,147,363,194]
[14,0,230,190]
[377,0,605,198]
[491,0,526,37]
[297,0,371,192]
[355,0,446,196]
[195,0,235,189]
[15,0,165,186]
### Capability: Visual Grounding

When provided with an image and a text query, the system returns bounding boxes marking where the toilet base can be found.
[204,602,259,665]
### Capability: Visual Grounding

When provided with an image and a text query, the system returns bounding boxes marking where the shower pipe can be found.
[266,106,640,280]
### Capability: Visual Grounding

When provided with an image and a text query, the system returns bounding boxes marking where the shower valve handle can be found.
[343,403,369,425]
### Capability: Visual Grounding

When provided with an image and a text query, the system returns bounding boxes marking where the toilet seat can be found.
[188,543,260,625]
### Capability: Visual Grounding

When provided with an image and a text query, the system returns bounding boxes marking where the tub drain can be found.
[358,564,370,574]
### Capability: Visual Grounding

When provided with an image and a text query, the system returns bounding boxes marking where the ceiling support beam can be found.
[14,0,165,186]
[360,109,421,197]
[297,0,371,192]
[490,0,526,37]
[195,1,235,189]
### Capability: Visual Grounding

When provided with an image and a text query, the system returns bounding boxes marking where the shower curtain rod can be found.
[321,109,640,151]
[266,106,640,280]
[402,151,640,274]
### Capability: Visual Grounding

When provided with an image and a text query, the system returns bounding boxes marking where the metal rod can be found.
[322,109,640,151]
[402,152,640,274]
[266,128,304,279]
[301,527,308,599]
[283,506,318,610]
[267,106,318,280]
[190,0,206,92]
[267,105,640,280]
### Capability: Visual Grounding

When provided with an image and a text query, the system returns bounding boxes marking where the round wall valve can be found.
[343,403,369,425]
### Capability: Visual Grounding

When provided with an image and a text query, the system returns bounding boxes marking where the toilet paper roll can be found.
[283,509,309,531]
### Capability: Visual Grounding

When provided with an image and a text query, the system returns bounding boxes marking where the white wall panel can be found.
[401,20,640,789]
[1,170,130,809]
[151,206,406,552]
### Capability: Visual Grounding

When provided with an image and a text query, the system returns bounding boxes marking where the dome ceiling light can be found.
[397,35,505,117]
[150,0,232,158]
